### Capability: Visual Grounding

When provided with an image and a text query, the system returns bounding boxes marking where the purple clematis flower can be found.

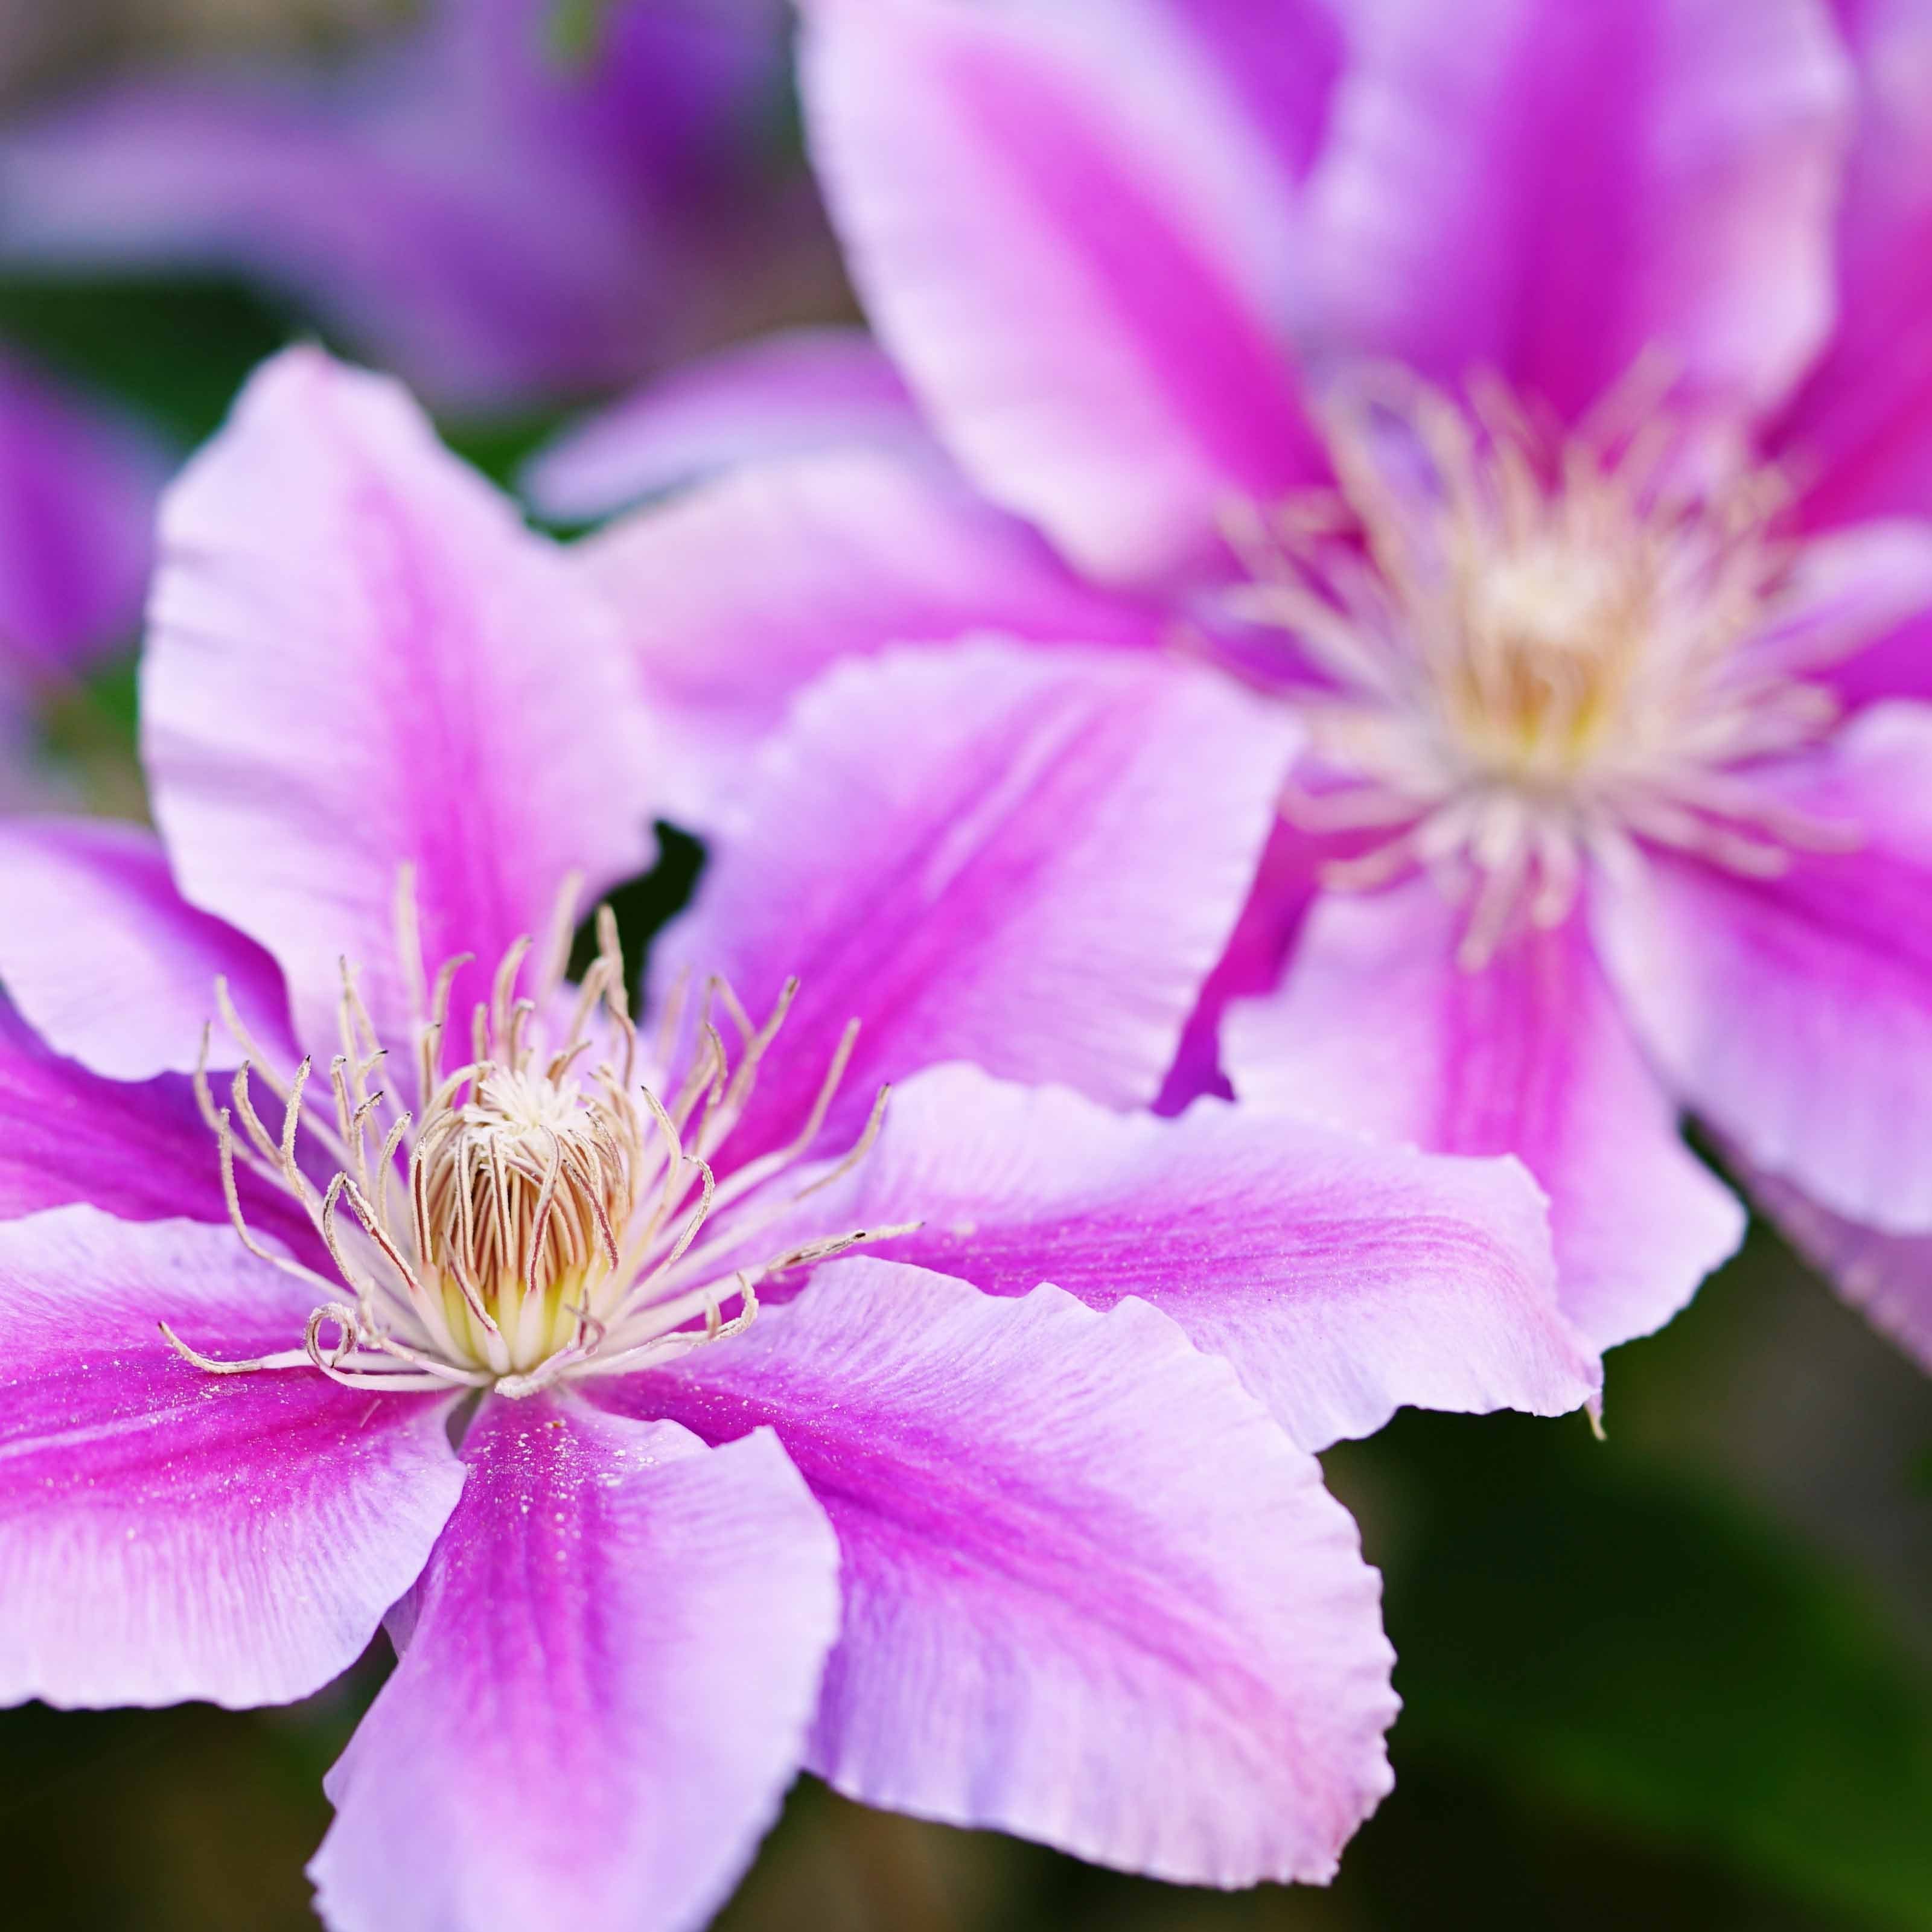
[0,0,837,413]
[0,343,163,796]
[0,346,1596,1928]
[539,0,1932,1371]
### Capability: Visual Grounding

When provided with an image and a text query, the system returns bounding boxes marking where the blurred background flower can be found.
[0,0,848,413]
[0,5,1928,1932]
[0,342,161,806]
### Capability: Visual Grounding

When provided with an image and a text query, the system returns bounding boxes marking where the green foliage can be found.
[566,821,707,986]
[1341,1403,1932,1929]
[0,275,294,448]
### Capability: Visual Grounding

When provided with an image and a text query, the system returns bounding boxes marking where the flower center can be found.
[415,1065,638,1375]
[1221,360,1860,965]
[1449,540,1646,782]
[165,876,910,1397]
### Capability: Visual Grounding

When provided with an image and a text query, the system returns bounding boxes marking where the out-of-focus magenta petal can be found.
[0,1206,461,1710]
[311,1399,838,1932]
[1595,700,1932,1232]
[1771,0,1932,528]
[1744,517,1932,708]
[0,997,320,1259]
[576,448,1165,823]
[144,347,658,1058]
[524,328,929,518]
[0,817,291,1079]
[791,1060,1595,1450]
[0,347,163,674]
[1156,0,1347,188]
[799,0,1327,587]
[1156,814,1330,1112]
[651,642,1299,1152]
[604,1260,1397,1887]
[1299,0,1850,424]
[1226,879,1746,1351]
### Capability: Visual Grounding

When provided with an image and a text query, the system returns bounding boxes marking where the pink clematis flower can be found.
[0,347,1595,1928]
[0,0,835,413]
[540,0,1932,1369]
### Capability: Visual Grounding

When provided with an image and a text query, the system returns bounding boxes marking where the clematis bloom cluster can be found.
[0,0,835,413]
[0,348,1601,1930]
[541,0,1932,1371]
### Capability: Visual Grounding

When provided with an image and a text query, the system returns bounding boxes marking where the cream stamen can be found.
[164,876,914,1394]
[1223,360,1864,966]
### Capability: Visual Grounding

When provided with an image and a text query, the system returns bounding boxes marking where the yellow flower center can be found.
[1222,359,1858,965]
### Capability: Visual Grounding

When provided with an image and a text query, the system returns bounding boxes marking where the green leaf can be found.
[566,821,706,984]
[1338,1408,1932,1929]
[0,275,293,448]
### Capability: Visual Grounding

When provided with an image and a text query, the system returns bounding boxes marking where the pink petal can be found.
[0,1207,461,1709]
[0,815,292,1079]
[652,642,1300,1150]
[0,997,320,1258]
[523,327,928,518]
[310,1397,839,1932]
[1226,880,1747,1351]
[1299,0,1850,423]
[1158,814,1330,1111]
[0,346,164,675]
[799,0,1326,585]
[796,1060,1595,1450]
[1758,518,1932,710]
[1770,0,1932,529]
[144,346,659,1058]
[1743,1160,1932,1374]
[1594,701,1932,1233]
[605,1260,1397,1886]
[577,447,1165,823]
[1155,0,1347,187]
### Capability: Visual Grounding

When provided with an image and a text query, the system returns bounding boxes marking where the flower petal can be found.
[144,346,658,1057]
[1593,701,1932,1233]
[310,1397,840,1932]
[798,0,1327,585]
[1299,0,1850,421]
[1771,0,1932,528]
[0,815,292,1079]
[576,448,1164,823]
[0,996,320,1257]
[1742,1160,1932,1374]
[1757,518,1932,710]
[795,1060,1595,1449]
[0,346,164,674]
[523,327,928,518]
[1225,880,1747,1351]
[603,1260,1397,1887]
[652,642,1300,1150]
[0,1206,461,1710]
[1157,814,1329,1111]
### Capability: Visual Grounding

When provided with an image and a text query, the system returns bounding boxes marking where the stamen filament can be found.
[170,891,900,1398]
